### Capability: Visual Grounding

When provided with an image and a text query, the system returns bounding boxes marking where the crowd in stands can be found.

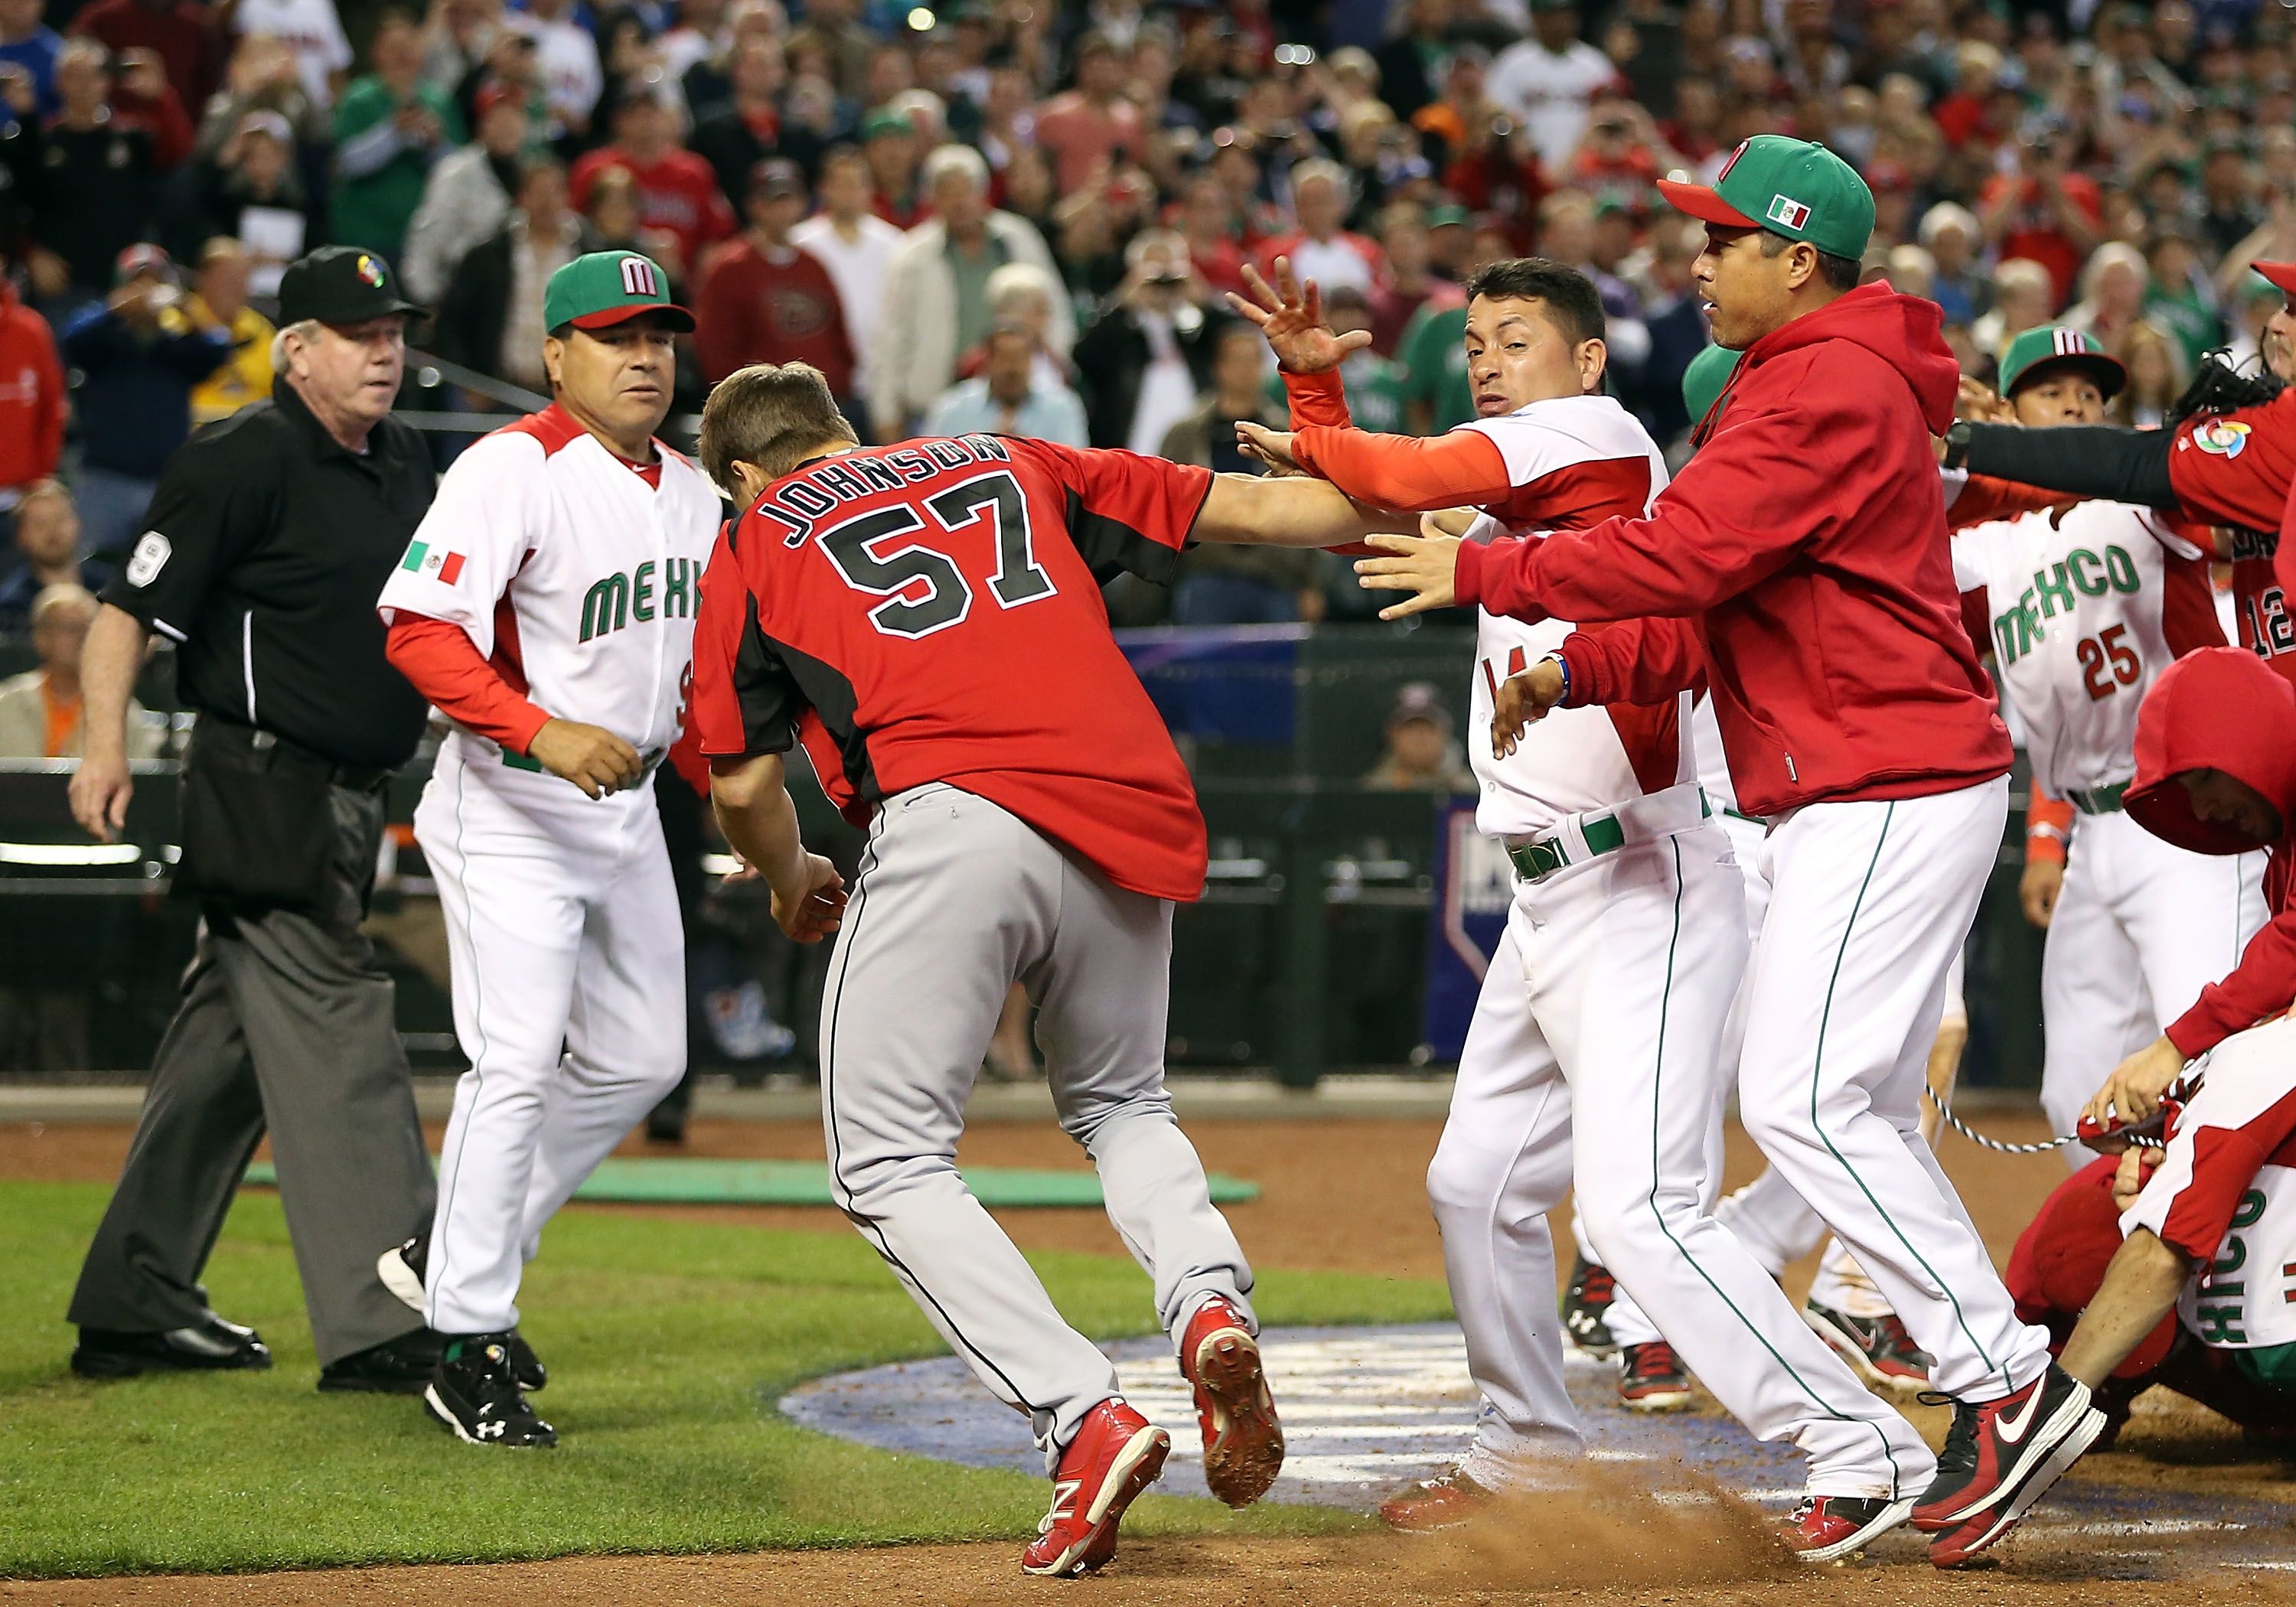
[5,0,2296,625]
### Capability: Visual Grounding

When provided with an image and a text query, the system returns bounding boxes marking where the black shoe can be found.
[318,1327,446,1393]
[378,1228,546,1391]
[1561,1255,1618,1358]
[426,1333,556,1448]
[645,1107,688,1144]
[72,1314,272,1378]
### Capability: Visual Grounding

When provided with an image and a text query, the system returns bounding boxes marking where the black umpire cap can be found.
[277,245,425,325]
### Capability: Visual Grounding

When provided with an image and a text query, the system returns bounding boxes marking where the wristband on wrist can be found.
[1942,420,1973,471]
[1542,650,1570,706]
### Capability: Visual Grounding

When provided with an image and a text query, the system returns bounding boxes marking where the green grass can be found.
[0,1181,1450,1579]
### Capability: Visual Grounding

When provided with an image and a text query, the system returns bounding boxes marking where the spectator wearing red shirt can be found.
[1254,159,1384,298]
[0,265,65,504]
[1033,31,1145,196]
[569,85,735,279]
[695,158,856,396]
[1978,129,2104,308]
[68,0,221,121]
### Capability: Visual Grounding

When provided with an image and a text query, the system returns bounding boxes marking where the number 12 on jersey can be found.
[819,470,1055,639]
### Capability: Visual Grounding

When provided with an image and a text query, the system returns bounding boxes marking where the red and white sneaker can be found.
[1379,1468,1497,1532]
[1617,1341,1694,1411]
[1179,1296,1284,1508]
[1912,1363,2106,1568]
[1021,1400,1171,1578]
[1784,1495,1915,1563]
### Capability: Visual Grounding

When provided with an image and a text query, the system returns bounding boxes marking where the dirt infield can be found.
[6,1104,2293,1603]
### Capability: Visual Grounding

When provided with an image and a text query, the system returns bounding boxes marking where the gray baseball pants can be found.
[820,783,1254,1472]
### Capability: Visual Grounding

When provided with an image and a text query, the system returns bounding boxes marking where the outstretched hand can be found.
[1226,258,1371,374]
[1235,420,1303,474]
[1352,530,1462,620]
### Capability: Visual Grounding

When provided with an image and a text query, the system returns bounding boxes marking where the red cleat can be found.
[1379,1468,1498,1532]
[1617,1341,1694,1411]
[1913,1363,2105,1567]
[1179,1296,1284,1508]
[1783,1495,1914,1563]
[1019,1399,1170,1578]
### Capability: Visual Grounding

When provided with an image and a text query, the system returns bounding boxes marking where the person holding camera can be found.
[64,246,442,1394]
[1072,228,1225,451]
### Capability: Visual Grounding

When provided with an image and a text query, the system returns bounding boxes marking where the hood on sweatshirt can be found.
[1738,280,1962,435]
[2125,647,2296,856]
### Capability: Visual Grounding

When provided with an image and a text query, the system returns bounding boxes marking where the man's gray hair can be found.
[921,142,990,194]
[31,582,98,625]
[269,318,322,374]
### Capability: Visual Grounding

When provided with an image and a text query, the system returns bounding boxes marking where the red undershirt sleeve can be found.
[1291,423,1514,513]
[384,614,553,754]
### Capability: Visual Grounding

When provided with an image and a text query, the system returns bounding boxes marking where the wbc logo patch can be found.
[1766,194,1811,230]
[401,540,467,585]
[2194,418,2252,458]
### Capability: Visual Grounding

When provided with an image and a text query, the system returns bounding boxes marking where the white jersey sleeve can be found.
[377,431,544,658]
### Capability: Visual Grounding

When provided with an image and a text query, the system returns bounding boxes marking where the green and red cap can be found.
[543,249,695,334]
[1657,135,1875,261]
[1998,324,2125,400]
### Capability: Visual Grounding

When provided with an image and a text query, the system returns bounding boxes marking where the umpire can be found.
[64,246,442,1390]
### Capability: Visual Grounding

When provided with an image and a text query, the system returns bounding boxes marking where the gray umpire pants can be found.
[823,783,1255,1472]
[68,784,435,1367]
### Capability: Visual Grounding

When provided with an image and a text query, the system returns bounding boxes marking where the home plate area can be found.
[779,1324,2296,1576]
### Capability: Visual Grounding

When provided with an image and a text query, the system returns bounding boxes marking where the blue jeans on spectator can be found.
[1170,573,1301,627]
[73,465,160,562]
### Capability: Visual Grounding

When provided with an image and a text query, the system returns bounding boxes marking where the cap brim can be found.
[292,295,426,325]
[2252,259,2296,295]
[2010,351,2128,403]
[1655,178,1762,230]
[570,303,698,333]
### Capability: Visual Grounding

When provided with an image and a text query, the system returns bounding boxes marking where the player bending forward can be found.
[1229,259,1932,1558]
[1949,327,2268,1146]
[375,253,721,1446]
[686,361,1394,1576]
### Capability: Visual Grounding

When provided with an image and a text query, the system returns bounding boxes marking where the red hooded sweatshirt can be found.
[0,281,64,491]
[2123,647,2296,1058]
[1455,282,2014,818]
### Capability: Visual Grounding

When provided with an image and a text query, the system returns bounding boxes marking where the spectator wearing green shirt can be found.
[331,10,463,263]
[2141,232,2222,373]
[1396,295,1473,435]
[1268,283,1407,432]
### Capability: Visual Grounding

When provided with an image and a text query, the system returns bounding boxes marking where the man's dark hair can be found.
[1758,230,1861,293]
[1463,258,1606,346]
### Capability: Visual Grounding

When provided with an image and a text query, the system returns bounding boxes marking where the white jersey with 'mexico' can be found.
[2180,1156,2296,1357]
[377,406,722,762]
[1457,394,1690,839]
[1950,500,2214,797]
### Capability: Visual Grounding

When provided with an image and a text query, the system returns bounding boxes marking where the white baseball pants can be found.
[820,784,1254,1474]
[2040,808,2268,1155]
[417,745,687,1336]
[1737,779,2054,1403]
[1431,795,1932,1498]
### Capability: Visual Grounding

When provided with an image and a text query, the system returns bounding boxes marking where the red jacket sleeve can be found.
[2165,904,2296,1058]
[384,614,551,753]
[1453,360,1834,624]
[1556,614,1706,707]
[34,323,63,477]
[2276,483,2296,610]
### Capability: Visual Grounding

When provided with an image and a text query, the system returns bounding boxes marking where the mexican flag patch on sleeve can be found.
[401,541,468,585]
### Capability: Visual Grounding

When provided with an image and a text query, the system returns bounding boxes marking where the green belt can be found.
[1507,794,1711,883]
[2067,781,2128,816]
[499,745,666,777]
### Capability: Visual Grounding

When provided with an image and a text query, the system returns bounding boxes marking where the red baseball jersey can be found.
[690,434,1215,902]
[2164,390,2296,679]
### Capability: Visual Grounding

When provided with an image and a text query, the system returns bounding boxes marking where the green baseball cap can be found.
[543,250,694,334]
[1657,135,1875,261]
[1998,324,2125,401]
[861,107,914,141]
[1680,342,1740,432]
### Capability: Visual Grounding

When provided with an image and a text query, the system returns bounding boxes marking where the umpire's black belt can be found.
[198,717,395,795]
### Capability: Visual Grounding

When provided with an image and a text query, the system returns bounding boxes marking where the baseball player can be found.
[2049,648,2296,1415]
[1948,328,2268,1147]
[1357,139,2106,1568]
[684,361,1404,1576]
[2008,1152,2293,1449]
[1227,262,1934,1556]
[1948,259,2296,686]
[373,252,722,1447]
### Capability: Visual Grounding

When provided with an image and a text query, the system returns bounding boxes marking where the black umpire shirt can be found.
[99,378,435,771]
